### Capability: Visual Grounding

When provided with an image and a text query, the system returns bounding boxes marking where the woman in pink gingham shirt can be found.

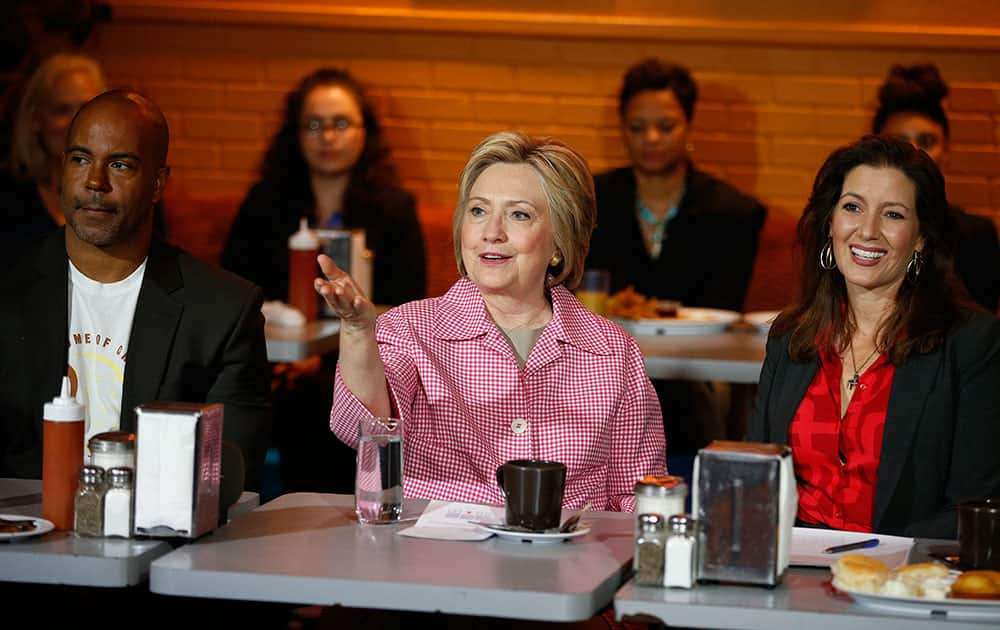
[316,131,666,511]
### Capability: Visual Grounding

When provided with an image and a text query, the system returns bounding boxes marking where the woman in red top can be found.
[747,135,1000,538]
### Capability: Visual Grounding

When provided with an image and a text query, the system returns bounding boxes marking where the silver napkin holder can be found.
[692,440,797,586]
[134,402,223,538]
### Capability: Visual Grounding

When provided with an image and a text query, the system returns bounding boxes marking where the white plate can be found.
[613,307,741,336]
[833,578,1000,620]
[0,514,54,541]
[744,310,781,334]
[478,523,591,544]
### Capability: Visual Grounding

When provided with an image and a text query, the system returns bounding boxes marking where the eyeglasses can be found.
[300,116,360,136]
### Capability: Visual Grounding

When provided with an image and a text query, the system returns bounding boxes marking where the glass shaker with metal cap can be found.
[104,467,134,538]
[664,514,697,588]
[74,465,105,537]
[634,475,687,525]
[634,513,667,586]
[89,431,135,471]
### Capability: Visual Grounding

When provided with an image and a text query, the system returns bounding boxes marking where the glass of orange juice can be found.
[576,269,611,315]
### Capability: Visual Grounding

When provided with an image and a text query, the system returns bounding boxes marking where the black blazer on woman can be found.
[746,311,1000,538]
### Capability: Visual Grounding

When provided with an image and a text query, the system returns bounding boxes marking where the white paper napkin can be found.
[135,412,196,533]
[397,500,504,541]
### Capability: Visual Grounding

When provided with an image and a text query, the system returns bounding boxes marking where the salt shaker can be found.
[103,467,134,538]
[664,514,697,588]
[633,513,667,586]
[89,431,136,471]
[634,475,687,527]
[74,465,105,537]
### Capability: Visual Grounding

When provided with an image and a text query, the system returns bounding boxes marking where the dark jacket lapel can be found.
[120,240,183,432]
[873,348,942,530]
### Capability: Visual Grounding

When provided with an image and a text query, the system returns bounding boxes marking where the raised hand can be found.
[314,254,377,329]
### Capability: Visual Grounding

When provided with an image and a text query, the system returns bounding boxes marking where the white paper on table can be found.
[790,527,914,568]
[397,500,504,541]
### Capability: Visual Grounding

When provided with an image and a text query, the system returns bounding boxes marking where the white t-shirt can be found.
[67,259,146,451]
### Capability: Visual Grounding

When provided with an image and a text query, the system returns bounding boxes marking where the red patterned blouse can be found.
[788,347,896,532]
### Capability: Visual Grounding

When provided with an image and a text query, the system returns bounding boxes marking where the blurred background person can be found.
[587,58,767,463]
[222,68,426,495]
[320,131,665,511]
[0,53,104,260]
[873,63,1000,312]
[222,67,425,307]
[748,136,999,538]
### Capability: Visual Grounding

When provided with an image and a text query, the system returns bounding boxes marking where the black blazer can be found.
[0,230,272,488]
[747,312,1000,538]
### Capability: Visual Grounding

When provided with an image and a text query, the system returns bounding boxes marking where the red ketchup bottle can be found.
[41,376,85,530]
[288,217,321,322]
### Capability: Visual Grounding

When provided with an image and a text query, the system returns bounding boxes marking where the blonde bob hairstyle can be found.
[452,131,596,290]
[11,53,106,181]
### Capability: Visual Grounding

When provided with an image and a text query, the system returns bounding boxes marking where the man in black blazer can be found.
[0,90,271,489]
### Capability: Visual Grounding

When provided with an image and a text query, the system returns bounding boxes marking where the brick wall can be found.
[89,4,1000,234]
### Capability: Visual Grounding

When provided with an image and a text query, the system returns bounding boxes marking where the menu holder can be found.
[134,402,222,538]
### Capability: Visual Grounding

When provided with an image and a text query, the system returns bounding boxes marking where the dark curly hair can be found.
[773,135,969,365]
[258,68,399,217]
[872,64,950,140]
[618,58,698,122]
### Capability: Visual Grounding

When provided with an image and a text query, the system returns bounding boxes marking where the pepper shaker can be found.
[74,465,105,537]
[634,513,667,586]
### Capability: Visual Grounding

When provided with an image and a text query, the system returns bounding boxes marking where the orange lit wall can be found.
[92,1,1000,231]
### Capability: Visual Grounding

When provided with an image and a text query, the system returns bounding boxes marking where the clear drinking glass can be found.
[355,417,403,524]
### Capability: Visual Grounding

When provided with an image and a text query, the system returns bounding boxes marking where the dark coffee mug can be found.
[959,498,1000,570]
[496,459,566,531]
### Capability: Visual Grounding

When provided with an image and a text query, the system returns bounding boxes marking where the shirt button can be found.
[511,418,528,434]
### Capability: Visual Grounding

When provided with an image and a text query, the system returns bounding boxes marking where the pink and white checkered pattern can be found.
[331,277,666,512]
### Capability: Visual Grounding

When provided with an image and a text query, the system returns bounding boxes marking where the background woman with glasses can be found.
[223,67,426,307]
[222,67,426,495]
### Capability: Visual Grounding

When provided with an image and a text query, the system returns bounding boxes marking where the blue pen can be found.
[823,538,880,554]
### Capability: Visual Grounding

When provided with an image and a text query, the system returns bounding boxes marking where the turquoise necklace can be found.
[636,198,679,259]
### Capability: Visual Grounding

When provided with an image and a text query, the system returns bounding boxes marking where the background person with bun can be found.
[747,136,1000,538]
[872,63,1000,312]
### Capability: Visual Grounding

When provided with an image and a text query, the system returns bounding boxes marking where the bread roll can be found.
[951,570,1000,600]
[831,554,890,593]
[881,562,952,599]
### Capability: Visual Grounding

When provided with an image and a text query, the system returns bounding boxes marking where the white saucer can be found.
[0,514,54,541]
[477,523,591,543]
[613,307,741,336]
[833,578,1000,620]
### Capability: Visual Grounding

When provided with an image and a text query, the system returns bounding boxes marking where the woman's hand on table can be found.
[314,254,377,331]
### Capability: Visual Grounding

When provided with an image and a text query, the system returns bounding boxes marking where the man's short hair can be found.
[618,58,698,122]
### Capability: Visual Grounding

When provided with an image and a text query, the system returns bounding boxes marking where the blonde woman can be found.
[318,131,666,511]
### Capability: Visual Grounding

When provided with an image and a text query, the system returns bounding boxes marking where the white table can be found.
[615,540,994,629]
[265,319,340,363]
[0,479,259,587]
[151,493,635,622]
[635,328,767,384]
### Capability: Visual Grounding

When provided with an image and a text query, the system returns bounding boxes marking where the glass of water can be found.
[355,416,403,524]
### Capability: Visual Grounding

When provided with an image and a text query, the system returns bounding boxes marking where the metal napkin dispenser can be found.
[692,440,797,586]
[134,402,223,538]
